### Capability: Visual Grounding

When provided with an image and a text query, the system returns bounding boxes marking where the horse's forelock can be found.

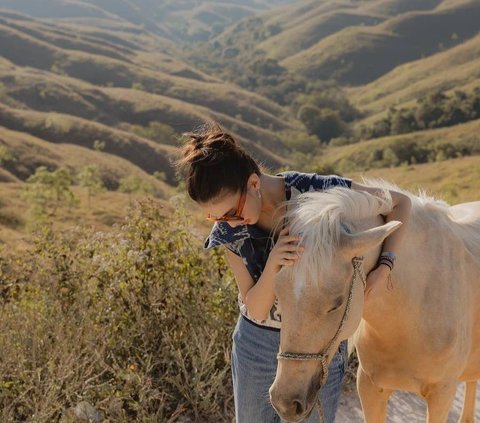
[287,187,393,294]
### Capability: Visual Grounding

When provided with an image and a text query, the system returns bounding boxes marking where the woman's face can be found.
[199,174,262,227]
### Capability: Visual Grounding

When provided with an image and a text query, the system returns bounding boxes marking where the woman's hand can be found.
[266,227,303,274]
[365,264,391,299]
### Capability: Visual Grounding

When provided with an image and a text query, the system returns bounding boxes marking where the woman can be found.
[176,123,411,422]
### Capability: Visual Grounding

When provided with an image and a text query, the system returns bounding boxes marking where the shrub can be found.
[23,166,77,223]
[0,200,237,422]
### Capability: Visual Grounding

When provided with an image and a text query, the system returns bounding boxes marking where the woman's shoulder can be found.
[278,170,352,192]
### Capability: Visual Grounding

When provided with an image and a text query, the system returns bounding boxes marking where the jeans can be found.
[232,315,347,423]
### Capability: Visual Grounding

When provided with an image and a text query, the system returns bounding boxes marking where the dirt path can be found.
[336,382,480,422]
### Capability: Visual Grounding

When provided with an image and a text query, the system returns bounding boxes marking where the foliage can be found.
[360,88,480,140]
[0,145,14,166]
[44,113,72,134]
[0,200,237,422]
[278,130,322,154]
[127,122,179,146]
[23,166,77,222]
[118,175,154,196]
[293,87,361,123]
[298,106,346,143]
[93,140,106,152]
[77,165,105,206]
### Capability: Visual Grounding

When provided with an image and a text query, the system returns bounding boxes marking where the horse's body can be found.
[269,184,480,423]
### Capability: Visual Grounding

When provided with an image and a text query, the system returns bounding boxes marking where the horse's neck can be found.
[361,208,478,341]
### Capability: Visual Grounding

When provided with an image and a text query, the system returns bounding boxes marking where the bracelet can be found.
[377,261,393,271]
[379,257,394,266]
[380,251,396,263]
[377,251,396,271]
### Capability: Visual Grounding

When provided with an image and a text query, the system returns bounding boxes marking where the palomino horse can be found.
[269,183,480,422]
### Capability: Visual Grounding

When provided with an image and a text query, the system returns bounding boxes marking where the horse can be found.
[269,182,480,423]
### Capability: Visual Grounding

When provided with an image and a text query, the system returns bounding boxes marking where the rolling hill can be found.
[212,0,479,86]
[281,0,480,84]
[346,32,480,123]
[0,6,302,189]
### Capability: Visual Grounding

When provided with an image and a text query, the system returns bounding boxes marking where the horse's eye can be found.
[326,297,344,314]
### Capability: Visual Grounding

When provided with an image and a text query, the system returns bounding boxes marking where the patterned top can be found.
[204,171,352,329]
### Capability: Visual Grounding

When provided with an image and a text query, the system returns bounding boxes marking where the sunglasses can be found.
[206,188,247,222]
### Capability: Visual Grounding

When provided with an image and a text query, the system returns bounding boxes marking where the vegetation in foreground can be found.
[0,200,237,422]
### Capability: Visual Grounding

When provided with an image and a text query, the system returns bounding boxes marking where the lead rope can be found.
[277,257,367,423]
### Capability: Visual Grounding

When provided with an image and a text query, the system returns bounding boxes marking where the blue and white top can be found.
[204,171,352,329]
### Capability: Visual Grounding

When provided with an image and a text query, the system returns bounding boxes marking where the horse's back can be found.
[449,201,480,224]
[447,201,480,264]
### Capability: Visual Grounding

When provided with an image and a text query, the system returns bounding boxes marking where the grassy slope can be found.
[0,126,171,194]
[320,119,480,169]
[223,0,443,62]
[281,0,480,84]
[0,18,291,131]
[345,33,480,122]
[259,10,383,60]
[1,0,478,253]
[0,61,287,171]
[347,155,480,205]
[0,182,173,253]
[2,154,478,253]
[0,9,298,174]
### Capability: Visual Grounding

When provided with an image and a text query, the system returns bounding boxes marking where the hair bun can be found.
[181,132,206,150]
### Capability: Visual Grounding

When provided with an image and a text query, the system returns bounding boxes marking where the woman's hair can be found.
[175,122,261,203]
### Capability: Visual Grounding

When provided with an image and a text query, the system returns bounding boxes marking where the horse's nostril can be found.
[293,399,306,415]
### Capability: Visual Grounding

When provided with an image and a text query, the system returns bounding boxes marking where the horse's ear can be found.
[340,221,402,256]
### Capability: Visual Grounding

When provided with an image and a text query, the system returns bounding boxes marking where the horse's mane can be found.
[284,178,480,289]
[284,183,392,291]
[363,179,480,268]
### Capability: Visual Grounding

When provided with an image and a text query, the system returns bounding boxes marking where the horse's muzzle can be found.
[269,384,316,422]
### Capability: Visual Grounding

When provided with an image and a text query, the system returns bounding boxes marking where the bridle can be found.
[276,256,367,421]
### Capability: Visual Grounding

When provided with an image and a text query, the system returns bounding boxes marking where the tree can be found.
[23,166,77,220]
[0,146,14,166]
[93,140,106,151]
[77,165,105,207]
[390,109,417,135]
[298,105,346,143]
[415,91,447,129]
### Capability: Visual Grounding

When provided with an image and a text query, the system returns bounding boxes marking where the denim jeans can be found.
[232,315,347,423]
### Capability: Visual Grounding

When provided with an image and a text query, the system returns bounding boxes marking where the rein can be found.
[276,256,367,422]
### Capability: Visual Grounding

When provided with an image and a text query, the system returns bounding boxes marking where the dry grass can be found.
[0,199,238,422]
[347,33,480,117]
[320,119,480,172]
[346,155,480,204]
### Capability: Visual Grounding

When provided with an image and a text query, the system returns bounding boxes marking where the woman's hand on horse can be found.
[365,264,391,298]
[267,227,303,273]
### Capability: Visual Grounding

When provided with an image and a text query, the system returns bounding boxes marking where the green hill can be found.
[282,0,480,84]
[0,125,170,193]
[320,118,480,173]
[0,7,301,183]
[0,0,297,42]
[219,0,443,62]
[346,33,480,123]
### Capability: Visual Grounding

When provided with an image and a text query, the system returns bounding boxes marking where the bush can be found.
[0,200,237,422]
[23,166,77,223]
[364,88,480,140]
[298,106,346,143]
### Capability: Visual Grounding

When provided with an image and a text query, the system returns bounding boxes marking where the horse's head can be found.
[269,188,401,422]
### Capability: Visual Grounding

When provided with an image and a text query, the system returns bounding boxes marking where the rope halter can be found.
[276,256,367,421]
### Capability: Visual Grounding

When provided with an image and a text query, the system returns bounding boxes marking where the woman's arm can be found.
[225,248,277,321]
[224,227,302,321]
[350,181,412,295]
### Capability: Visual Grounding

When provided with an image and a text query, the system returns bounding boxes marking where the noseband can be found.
[276,256,367,421]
